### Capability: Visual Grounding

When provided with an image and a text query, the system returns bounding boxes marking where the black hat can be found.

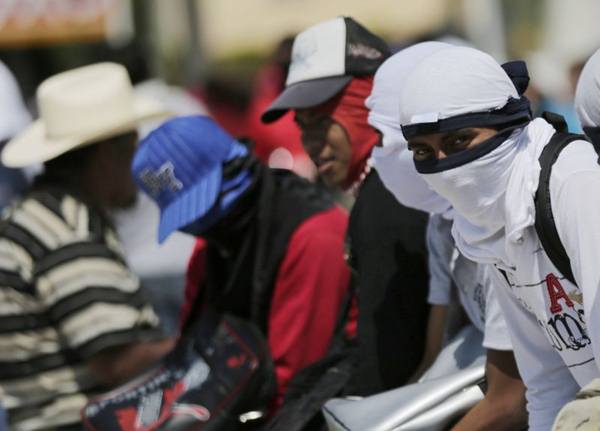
[261,17,390,123]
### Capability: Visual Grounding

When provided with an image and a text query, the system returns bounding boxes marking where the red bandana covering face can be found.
[316,76,379,190]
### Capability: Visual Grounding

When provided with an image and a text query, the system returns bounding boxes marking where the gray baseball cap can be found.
[261,17,390,124]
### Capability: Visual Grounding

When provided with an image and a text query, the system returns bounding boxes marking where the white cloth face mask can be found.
[371,141,452,215]
[418,130,521,234]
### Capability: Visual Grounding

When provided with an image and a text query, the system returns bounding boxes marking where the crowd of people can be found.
[0,14,600,431]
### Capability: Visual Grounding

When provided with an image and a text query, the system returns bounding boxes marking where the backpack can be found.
[534,112,591,286]
[81,309,276,431]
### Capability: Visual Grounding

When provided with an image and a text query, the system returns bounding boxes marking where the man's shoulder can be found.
[551,138,600,187]
[291,206,348,240]
[280,207,348,272]
[0,187,111,263]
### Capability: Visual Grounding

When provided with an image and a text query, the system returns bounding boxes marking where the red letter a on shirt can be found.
[546,273,574,313]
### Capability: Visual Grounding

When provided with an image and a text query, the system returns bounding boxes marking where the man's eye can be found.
[445,133,474,153]
[409,145,433,161]
[453,137,467,146]
[454,136,471,147]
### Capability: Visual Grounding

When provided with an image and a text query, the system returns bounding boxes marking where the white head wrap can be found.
[0,61,31,142]
[575,48,600,128]
[366,42,453,215]
[399,46,518,128]
[396,46,555,266]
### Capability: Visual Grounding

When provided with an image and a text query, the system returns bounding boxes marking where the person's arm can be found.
[36,240,174,389]
[407,215,454,383]
[490,268,580,431]
[407,304,448,383]
[267,209,351,407]
[88,337,175,387]
[450,265,527,429]
[451,348,527,430]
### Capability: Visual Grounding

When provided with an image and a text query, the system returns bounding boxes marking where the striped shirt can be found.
[0,184,163,431]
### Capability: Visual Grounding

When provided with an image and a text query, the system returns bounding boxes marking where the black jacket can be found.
[347,170,429,395]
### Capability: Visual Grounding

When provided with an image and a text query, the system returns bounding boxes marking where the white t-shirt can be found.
[484,138,600,431]
[427,214,512,350]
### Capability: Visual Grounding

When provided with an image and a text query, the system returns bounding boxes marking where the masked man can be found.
[399,45,600,430]
[132,115,352,409]
[367,41,527,430]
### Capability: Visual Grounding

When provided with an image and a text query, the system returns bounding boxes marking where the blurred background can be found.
[0,0,598,333]
[1,0,599,131]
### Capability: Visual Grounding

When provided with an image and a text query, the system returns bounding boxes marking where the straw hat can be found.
[2,62,169,168]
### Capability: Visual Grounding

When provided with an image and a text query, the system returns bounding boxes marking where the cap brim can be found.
[261,76,352,123]
[1,95,171,168]
[157,164,222,243]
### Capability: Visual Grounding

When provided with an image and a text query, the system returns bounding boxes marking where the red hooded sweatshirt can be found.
[316,76,379,190]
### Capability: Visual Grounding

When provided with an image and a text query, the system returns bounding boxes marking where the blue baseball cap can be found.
[132,115,249,243]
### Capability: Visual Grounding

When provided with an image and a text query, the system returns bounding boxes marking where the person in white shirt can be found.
[425,214,513,352]
[395,44,600,431]
[366,42,526,430]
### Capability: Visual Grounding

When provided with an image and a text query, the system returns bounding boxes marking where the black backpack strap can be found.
[534,129,585,286]
[541,111,569,132]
